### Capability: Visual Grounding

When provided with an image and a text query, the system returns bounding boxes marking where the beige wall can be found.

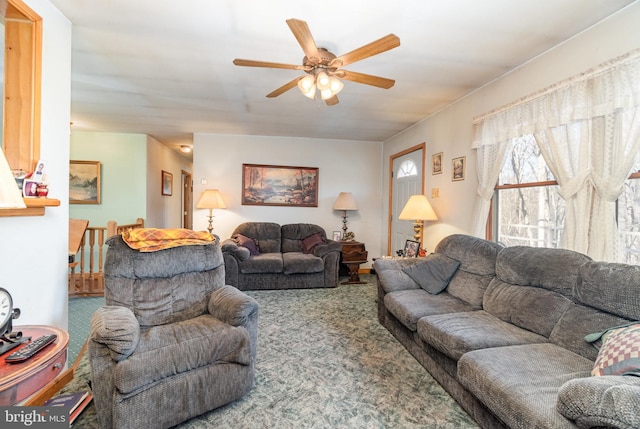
[194,134,383,267]
[382,2,640,254]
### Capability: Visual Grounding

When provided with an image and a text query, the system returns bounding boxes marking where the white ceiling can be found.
[50,0,635,156]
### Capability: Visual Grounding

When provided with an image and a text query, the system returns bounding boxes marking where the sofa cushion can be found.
[239,253,283,274]
[281,223,327,253]
[232,222,281,253]
[435,234,502,308]
[401,253,460,294]
[483,279,572,338]
[556,375,640,429]
[233,233,260,256]
[549,303,630,361]
[301,232,326,254]
[577,261,640,321]
[373,258,423,293]
[282,252,324,274]
[384,289,475,331]
[458,343,593,429]
[417,310,548,360]
[114,315,251,395]
[589,323,640,377]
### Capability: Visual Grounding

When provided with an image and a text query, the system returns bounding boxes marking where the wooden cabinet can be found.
[340,241,368,284]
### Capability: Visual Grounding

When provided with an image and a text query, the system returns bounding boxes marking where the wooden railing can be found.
[68,218,144,297]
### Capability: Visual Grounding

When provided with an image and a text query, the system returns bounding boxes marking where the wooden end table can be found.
[340,241,368,284]
[0,325,69,405]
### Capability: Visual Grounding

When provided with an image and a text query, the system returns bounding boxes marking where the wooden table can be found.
[340,241,368,284]
[0,325,69,405]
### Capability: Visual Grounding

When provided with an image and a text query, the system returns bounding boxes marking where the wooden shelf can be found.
[0,198,60,217]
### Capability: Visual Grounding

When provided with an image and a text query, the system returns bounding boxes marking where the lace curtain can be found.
[471,49,640,261]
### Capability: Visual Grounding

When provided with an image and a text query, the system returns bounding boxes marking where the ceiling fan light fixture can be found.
[316,71,331,91]
[329,76,344,94]
[320,88,334,100]
[298,75,317,99]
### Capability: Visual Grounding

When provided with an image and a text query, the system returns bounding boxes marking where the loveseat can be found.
[221,222,342,290]
[374,234,640,429]
[89,234,258,429]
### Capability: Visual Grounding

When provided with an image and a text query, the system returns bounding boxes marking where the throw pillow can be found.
[589,323,640,376]
[402,253,461,294]
[301,232,326,254]
[233,234,260,256]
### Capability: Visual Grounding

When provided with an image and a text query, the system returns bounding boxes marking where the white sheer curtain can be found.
[471,49,640,260]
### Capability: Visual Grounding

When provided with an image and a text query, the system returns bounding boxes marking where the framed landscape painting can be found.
[69,160,101,204]
[242,164,318,207]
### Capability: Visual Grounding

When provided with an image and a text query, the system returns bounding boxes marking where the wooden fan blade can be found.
[339,70,395,89]
[233,58,307,70]
[266,76,304,98]
[331,34,400,68]
[286,19,320,60]
[325,95,339,106]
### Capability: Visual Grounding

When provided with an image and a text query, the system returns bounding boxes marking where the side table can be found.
[340,240,368,284]
[0,325,69,405]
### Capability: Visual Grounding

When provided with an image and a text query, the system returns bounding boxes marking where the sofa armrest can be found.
[312,239,342,258]
[221,239,251,261]
[373,258,422,293]
[90,306,140,362]
[208,285,259,327]
[556,375,640,429]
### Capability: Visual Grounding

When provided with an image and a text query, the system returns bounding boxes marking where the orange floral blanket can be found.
[122,228,215,252]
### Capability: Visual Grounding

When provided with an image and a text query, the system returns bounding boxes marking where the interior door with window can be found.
[389,145,425,255]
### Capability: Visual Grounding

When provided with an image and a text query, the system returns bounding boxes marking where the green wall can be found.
[70,131,147,227]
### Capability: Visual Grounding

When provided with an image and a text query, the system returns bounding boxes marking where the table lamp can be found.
[0,149,26,209]
[398,194,438,244]
[196,189,226,234]
[332,192,358,240]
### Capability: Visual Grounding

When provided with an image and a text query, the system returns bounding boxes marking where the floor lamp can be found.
[398,194,438,246]
[196,189,226,234]
[332,192,358,240]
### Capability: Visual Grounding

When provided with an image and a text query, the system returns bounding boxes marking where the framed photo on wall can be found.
[452,156,466,181]
[242,163,318,207]
[161,170,173,196]
[69,160,101,204]
[432,152,443,175]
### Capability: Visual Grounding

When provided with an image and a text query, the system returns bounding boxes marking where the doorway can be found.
[182,170,193,229]
[388,143,425,255]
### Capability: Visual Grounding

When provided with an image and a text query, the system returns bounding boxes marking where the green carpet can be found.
[61,275,479,428]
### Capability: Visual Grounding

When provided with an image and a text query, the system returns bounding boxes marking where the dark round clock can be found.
[0,288,19,338]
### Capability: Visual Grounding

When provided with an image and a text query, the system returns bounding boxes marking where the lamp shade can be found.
[196,189,226,209]
[0,149,26,209]
[398,195,437,221]
[332,192,358,211]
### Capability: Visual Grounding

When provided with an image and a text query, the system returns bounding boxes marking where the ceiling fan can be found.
[233,19,400,106]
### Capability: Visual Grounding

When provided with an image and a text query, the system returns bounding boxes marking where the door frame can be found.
[387,142,426,255]
[181,170,193,229]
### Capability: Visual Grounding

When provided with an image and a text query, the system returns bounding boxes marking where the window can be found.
[494,135,565,248]
[397,160,417,178]
[494,135,640,263]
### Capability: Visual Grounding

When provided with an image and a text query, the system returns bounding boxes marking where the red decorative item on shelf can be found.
[36,184,49,197]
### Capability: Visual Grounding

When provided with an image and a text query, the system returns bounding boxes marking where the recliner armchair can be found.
[88,235,258,429]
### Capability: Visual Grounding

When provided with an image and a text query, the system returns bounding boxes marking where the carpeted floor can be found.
[62,275,479,428]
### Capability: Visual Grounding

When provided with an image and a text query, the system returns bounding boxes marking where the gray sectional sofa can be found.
[374,234,640,429]
[221,222,342,290]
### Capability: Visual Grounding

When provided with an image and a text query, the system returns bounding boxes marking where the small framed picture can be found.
[432,152,443,175]
[332,231,341,241]
[161,170,173,196]
[33,160,46,182]
[403,239,420,258]
[452,156,466,181]
[23,180,40,198]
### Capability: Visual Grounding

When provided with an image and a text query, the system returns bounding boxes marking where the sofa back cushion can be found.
[434,234,503,308]
[104,235,225,327]
[485,246,591,338]
[232,222,281,253]
[281,223,327,253]
[549,260,640,359]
